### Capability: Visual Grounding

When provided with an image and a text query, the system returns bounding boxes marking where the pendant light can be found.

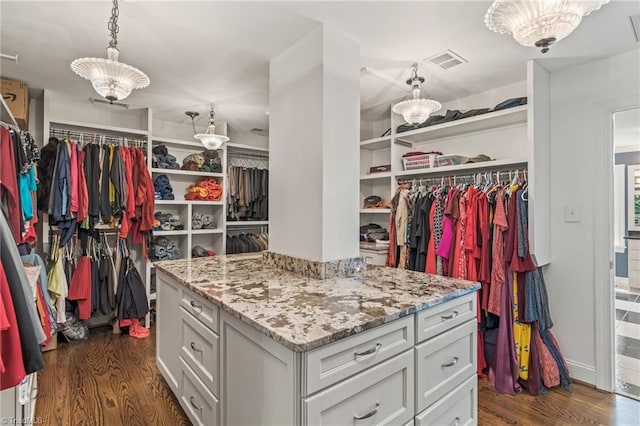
[71,0,150,103]
[485,0,610,53]
[392,64,441,126]
[186,105,229,150]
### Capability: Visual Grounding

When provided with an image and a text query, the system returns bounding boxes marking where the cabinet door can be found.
[156,273,183,394]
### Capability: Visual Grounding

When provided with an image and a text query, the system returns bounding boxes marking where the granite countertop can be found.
[155,254,479,352]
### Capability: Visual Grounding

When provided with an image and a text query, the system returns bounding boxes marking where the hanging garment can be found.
[0,261,26,390]
[512,272,531,381]
[47,242,68,325]
[21,254,56,336]
[116,259,149,320]
[67,256,92,320]
[0,127,21,242]
[488,189,507,315]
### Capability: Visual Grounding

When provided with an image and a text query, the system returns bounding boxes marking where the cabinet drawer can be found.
[360,250,387,266]
[181,288,219,332]
[180,307,219,396]
[415,293,475,343]
[415,375,477,426]
[628,249,640,261]
[304,316,414,395]
[416,320,476,412]
[303,350,414,426]
[179,357,219,426]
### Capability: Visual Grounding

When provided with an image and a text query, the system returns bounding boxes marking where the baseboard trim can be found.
[567,359,597,385]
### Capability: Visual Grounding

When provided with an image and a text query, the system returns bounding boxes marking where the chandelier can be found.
[392,64,441,126]
[485,0,610,53]
[71,0,149,103]
[186,105,230,150]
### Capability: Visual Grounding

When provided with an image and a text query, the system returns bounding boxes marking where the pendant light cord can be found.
[108,0,120,49]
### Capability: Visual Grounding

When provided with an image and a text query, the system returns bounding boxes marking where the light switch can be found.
[564,205,581,223]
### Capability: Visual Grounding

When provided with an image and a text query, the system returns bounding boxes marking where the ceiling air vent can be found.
[425,50,467,70]
[631,14,640,42]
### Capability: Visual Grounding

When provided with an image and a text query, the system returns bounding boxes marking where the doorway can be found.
[613,107,640,400]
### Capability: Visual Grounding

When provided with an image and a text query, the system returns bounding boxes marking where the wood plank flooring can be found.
[35,326,640,425]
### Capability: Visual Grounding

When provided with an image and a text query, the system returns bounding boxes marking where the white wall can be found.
[546,48,640,386]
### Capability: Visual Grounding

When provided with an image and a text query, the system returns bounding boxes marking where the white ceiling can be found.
[1,0,639,132]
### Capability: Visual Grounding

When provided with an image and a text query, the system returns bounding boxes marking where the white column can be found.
[269,25,360,262]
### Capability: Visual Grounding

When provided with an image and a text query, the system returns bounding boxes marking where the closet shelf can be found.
[152,136,206,149]
[226,142,269,153]
[394,159,528,179]
[360,209,391,214]
[226,220,269,227]
[360,172,392,181]
[153,230,189,236]
[0,97,19,128]
[360,136,391,150]
[48,119,148,137]
[155,200,224,206]
[394,106,527,145]
[191,229,224,235]
[150,168,224,178]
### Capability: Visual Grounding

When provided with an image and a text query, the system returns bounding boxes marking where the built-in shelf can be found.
[155,200,224,205]
[226,220,269,227]
[393,106,527,145]
[394,159,528,179]
[191,229,224,235]
[152,136,203,149]
[153,230,189,236]
[150,168,224,178]
[0,97,19,128]
[226,142,269,153]
[48,119,148,137]
[360,136,391,150]
[360,172,392,181]
[360,209,391,214]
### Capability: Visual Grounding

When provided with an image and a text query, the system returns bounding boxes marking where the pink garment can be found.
[435,190,455,260]
[488,189,508,316]
[69,141,79,213]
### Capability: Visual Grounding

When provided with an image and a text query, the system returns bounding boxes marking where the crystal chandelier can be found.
[485,0,610,53]
[186,105,230,150]
[71,0,149,103]
[392,64,442,126]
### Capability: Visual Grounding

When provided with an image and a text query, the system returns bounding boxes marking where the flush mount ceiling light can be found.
[392,63,442,126]
[485,0,610,53]
[186,105,230,150]
[71,0,149,103]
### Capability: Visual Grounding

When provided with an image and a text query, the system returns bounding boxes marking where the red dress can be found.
[0,262,26,390]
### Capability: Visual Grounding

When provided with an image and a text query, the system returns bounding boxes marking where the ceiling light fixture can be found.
[186,105,229,150]
[71,0,149,103]
[485,0,610,53]
[392,63,441,126]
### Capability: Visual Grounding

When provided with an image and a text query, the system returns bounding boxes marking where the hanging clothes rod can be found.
[0,120,20,132]
[227,225,269,233]
[397,168,527,186]
[49,127,146,147]
[228,151,269,160]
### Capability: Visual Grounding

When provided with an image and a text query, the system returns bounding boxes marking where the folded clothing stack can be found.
[182,150,223,173]
[154,174,175,200]
[185,178,223,201]
[192,245,215,258]
[192,212,217,230]
[153,212,184,231]
[153,236,182,261]
[152,144,180,169]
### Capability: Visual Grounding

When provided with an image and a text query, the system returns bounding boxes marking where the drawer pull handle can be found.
[190,342,203,353]
[452,417,460,426]
[442,357,460,368]
[354,343,382,360]
[190,300,203,312]
[441,311,459,321]
[189,396,203,411]
[354,403,380,420]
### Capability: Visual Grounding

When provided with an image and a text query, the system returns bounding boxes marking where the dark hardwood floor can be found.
[36,327,640,425]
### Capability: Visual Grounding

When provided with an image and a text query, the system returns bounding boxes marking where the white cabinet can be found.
[156,275,182,393]
[156,270,478,426]
[628,239,640,287]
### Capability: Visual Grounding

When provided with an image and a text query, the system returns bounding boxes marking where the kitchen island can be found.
[154,253,480,426]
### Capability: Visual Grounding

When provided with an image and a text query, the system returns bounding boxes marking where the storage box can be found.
[435,154,468,167]
[1,78,29,129]
[369,164,391,174]
[402,153,436,171]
